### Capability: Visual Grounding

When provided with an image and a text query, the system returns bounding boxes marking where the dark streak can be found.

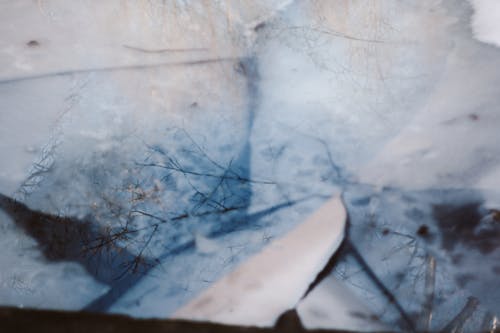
[27,40,40,47]
[254,22,266,31]
[468,113,479,121]
[346,239,416,333]
[0,57,242,85]
[416,225,430,238]
[123,45,208,53]
[0,193,149,285]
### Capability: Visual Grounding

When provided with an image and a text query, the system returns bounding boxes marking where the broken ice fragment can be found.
[172,196,346,327]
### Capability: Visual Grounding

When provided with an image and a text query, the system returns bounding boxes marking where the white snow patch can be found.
[469,0,500,47]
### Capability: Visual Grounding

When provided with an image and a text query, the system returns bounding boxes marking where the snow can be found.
[469,0,500,47]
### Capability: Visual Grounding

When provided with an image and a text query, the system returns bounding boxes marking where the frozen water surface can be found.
[1,0,500,331]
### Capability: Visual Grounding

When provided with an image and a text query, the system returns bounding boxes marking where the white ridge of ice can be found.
[172,196,346,327]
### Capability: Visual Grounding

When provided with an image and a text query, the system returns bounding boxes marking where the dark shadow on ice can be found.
[433,201,500,255]
[0,192,152,286]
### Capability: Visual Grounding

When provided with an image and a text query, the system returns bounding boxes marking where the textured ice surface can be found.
[1,0,500,331]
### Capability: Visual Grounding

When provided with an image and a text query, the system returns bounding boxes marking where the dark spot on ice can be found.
[455,273,475,288]
[492,266,500,275]
[351,196,370,206]
[27,40,40,47]
[234,58,259,79]
[254,22,266,31]
[234,61,247,76]
[189,102,198,108]
[417,225,430,237]
[381,228,390,236]
[468,113,479,121]
[393,272,406,285]
[433,201,500,254]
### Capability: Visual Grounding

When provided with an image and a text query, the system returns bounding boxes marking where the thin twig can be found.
[420,255,436,332]
[83,196,314,312]
[136,161,275,185]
